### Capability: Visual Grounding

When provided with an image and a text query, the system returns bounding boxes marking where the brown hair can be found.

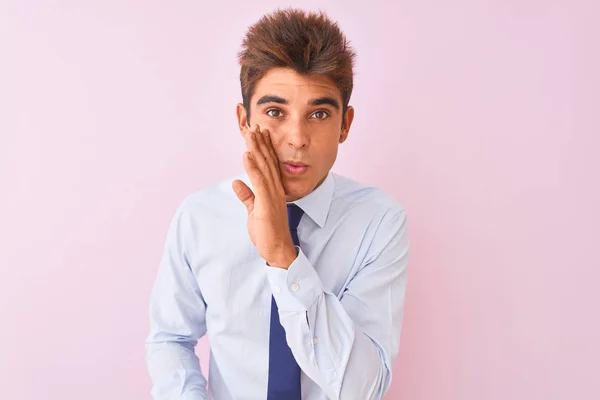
[238,8,356,123]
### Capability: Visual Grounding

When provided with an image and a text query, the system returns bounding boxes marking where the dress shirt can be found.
[146,170,410,400]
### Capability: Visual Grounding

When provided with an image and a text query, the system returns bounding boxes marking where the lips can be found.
[282,160,309,175]
[283,160,308,167]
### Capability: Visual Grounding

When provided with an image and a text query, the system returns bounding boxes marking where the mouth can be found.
[282,160,309,175]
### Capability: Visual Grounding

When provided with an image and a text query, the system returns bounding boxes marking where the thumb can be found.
[232,179,255,213]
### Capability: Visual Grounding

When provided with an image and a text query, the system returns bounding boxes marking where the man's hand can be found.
[232,124,298,269]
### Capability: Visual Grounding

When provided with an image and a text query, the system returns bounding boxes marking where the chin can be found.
[282,179,312,202]
[284,189,306,202]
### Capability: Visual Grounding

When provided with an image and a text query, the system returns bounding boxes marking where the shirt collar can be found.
[238,171,335,229]
[289,171,335,228]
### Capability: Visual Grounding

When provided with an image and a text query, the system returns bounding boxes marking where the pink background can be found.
[1,1,598,399]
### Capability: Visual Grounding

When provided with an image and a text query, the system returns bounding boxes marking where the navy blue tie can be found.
[267,204,304,400]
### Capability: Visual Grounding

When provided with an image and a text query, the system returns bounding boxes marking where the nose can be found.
[285,119,309,150]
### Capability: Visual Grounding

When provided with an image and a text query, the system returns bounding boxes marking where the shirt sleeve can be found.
[145,202,208,400]
[266,209,409,400]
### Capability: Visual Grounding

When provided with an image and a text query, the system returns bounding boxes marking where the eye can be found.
[311,110,330,120]
[266,109,283,118]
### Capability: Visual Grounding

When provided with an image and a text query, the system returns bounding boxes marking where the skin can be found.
[232,67,355,269]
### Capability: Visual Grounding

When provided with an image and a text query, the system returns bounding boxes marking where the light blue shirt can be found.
[146,170,410,400]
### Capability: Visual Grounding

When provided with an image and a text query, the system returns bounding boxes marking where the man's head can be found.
[236,9,356,201]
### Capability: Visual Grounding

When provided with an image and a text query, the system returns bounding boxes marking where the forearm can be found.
[146,340,208,400]
[280,290,389,399]
[267,251,397,400]
[147,200,209,399]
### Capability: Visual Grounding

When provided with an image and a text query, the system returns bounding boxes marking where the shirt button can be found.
[291,283,300,292]
[273,286,281,294]
[312,337,318,344]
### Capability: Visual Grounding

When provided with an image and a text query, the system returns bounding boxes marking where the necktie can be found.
[266,204,304,400]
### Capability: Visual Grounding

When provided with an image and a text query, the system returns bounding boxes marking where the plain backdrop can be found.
[1,1,598,399]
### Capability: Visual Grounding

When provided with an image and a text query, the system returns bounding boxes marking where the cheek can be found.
[313,135,340,155]
[267,133,285,150]
[250,111,275,130]
[254,119,279,140]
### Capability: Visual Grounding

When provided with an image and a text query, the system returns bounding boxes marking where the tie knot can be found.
[287,204,304,231]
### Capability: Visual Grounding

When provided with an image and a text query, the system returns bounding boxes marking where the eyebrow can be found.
[255,95,341,110]
[310,96,340,110]
[256,95,288,106]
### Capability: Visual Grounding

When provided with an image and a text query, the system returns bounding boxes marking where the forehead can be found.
[252,67,341,104]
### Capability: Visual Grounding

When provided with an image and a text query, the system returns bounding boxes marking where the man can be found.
[146,8,409,400]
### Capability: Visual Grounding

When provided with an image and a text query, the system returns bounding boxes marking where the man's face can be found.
[237,67,354,201]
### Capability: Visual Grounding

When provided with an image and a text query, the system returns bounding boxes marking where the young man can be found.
[146,8,409,400]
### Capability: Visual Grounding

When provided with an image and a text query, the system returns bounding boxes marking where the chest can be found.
[190,211,370,319]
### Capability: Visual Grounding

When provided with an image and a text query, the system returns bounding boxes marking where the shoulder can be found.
[331,172,407,221]
[331,172,409,264]
[174,172,248,220]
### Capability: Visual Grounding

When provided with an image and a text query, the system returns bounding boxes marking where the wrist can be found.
[267,244,298,269]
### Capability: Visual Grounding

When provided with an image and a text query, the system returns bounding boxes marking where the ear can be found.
[236,103,249,136]
[339,105,355,144]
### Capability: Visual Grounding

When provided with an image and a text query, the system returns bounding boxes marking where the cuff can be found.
[266,246,324,312]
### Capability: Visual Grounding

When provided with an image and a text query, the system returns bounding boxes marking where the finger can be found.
[242,124,258,151]
[232,178,255,213]
[245,129,271,178]
[242,123,259,139]
[253,127,280,185]
[241,150,268,198]
[244,126,281,197]
[246,123,262,141]
[258,129,284,192]
[252,125,272,165]
[262,129,282,180]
